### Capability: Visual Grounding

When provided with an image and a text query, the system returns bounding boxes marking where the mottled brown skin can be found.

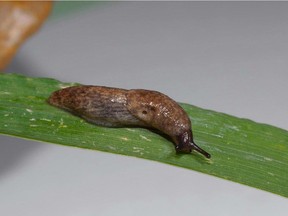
[48,85,211,158]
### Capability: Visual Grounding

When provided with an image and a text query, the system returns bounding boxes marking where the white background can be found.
[1,2,288,215]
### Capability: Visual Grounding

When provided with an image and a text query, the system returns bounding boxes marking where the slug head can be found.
[127,89,211,158]
[175,130,211,159]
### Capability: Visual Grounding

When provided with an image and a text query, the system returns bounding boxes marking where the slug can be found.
[48,85,211,158]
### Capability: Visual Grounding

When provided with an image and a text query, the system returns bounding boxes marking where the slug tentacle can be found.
[48,85,211,158]
[175,130,211,158]
[190,141,211,159]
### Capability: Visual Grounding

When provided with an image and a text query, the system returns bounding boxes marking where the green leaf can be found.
[1,73,288,197]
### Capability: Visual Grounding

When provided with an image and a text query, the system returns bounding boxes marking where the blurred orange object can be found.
[0,1,52,71]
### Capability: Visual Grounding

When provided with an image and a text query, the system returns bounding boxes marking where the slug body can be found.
[48,85,211,158]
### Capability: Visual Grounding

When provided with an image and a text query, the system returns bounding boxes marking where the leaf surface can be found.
[1,73,287,197]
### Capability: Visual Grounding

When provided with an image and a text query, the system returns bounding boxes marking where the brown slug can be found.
[48,85,211,158]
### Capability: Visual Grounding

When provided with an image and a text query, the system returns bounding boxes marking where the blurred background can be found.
[1,2,288,215]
